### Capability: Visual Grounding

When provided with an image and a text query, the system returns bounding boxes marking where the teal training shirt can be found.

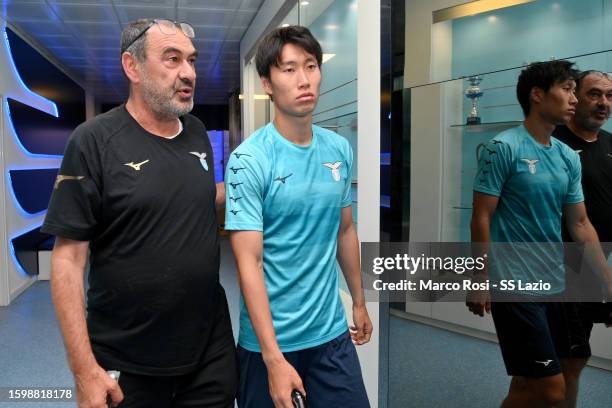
[225,122,352,352]
[473,125,584,295]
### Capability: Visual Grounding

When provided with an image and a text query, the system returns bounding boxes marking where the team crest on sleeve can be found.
[322,162,342,181]
[189,152,209,171]
[520,158,539,175]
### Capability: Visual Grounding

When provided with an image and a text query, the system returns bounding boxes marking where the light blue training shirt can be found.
[225,122,352,352]
[473,125,584,295]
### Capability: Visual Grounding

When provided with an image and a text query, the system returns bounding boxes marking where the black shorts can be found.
[560,302,612,359]
[491,299,571,378]
[107,295,238,408]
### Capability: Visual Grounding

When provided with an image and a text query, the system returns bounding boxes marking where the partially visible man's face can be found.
[262,43,321,119]
[573,72,612,131]
[138,25,197,119]
[536,78,578,125]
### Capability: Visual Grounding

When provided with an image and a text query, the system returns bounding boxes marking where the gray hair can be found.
[120,18,153,62]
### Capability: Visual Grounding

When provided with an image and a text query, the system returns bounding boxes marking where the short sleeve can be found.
[341,140,354,208]
[224,148,266,231]
[565,150,584,204]
[473,139,513,197]
[41,126,102,241]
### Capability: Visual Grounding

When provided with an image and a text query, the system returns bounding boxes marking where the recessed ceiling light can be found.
[487,15,497,22]
[300,1,310,6]
[281,23,290,27]
[324,24,338,30]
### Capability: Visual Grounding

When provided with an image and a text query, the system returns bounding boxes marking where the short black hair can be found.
[516,60,578,116]
[255,25,323,79]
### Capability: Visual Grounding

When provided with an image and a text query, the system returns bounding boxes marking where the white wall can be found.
[357,1,380,405]
[404,0,463,88]
[405,0,462,243]
[0,20,62,306]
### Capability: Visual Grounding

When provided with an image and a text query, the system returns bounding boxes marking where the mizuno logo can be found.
[485,160,492,165]
[230,209,241,215]
[229,166,245,174]
[323,162,342,181]
[234,152,252,159]
[492,140,504,145]
[124,159,150,171]
[576,150,583,154]
[189,152,209,171]
[521,158,539,175]
[274,174,293,184]
[54,175,84,189]
[486,148,497,155]
[229,182,243,189]
[535,359,553,366]
[229,196,243,203]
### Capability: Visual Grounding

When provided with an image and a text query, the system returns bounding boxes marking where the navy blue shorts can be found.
[491,299,570,378]
[237,330,370,408]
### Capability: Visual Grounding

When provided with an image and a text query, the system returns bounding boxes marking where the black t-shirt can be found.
[42,105,222,376]
[553,125,612,243]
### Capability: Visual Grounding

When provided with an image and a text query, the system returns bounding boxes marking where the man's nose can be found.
[179,61,196,82]
[297,68,310,88]
[569,92,578,105]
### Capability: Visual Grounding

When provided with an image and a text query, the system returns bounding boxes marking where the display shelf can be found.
[450,121,521,133]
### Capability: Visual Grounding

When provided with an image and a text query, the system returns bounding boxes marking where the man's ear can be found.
[121,52,141,84]
[260,76,273,99]
[530,86,544,105]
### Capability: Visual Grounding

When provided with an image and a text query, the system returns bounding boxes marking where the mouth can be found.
[177,88,193,98]
[296,93,315,102]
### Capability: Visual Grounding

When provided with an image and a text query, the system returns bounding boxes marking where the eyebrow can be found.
[278,57,317,66]
[587,86,612,93]
[162,47,198,58]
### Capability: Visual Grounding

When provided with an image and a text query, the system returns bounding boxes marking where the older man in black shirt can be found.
[553,69,612,408]
[42,19,237,408]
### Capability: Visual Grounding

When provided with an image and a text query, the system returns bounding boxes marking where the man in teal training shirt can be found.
[225,26,372,408]
[467,60,612,407]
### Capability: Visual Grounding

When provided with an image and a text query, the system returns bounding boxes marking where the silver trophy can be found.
[465,76,483,125]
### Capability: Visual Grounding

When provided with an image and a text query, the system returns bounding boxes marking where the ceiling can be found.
[1,0,266,105]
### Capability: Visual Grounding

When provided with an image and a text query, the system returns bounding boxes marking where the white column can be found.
[358,0,380,406]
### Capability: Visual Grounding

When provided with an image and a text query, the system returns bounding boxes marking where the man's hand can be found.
[350,304,372,345]
[266,357,305,408]
[74,365,123,408]
[466,285,491,317]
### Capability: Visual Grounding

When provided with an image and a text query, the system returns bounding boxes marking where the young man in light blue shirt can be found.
[225,26,371,408]
[468,60,612,408]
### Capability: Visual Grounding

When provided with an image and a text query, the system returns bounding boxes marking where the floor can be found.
[1,238,611,407]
